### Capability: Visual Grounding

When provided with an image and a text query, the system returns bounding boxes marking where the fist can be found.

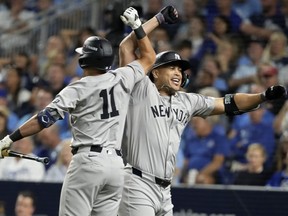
[120,7,142,30]
[156,5,179,24]
[0,135,13,158]
[263,85,287,101]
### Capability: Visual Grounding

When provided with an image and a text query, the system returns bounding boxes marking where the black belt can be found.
[71,146,122,156]
[132,167,171,188]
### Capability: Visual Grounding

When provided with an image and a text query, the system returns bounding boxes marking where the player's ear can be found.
[152,69,159,79]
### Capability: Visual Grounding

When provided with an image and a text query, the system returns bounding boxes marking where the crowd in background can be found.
[0,0,287,189]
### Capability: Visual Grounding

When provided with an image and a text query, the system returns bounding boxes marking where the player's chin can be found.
[171,83,181,91]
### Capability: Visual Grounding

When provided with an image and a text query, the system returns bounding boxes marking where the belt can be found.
[71,145,122,156]
[132,167,171,188]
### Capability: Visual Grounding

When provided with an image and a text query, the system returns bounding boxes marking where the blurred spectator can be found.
[229,38,265,93]
[232,143,273,186]
[44,63,67,97]
[261,31,288,68]
[0,137,45,181]
[34,124,63,170]
[0,88,19,133]
[273,100,288,136]
[198,55,229,95]
[44,138,72,182]
[240,0,286,40]
[257,63,286,115]
[180,116,229,185]
[10,52,36,91]
[143,0,163,21]
[37,34,67,77]
[232,0,262,19]
[0,106,9,139]
[14,190,36,216]
[178,0,199,24]
[205,0,243,33]
[3,65,32,118]
[266,132,288,188]
[228,104,276,168]
[175,15,208,60]
[149,26,172,53]
[0,0,36,53]
[215,39,240,85]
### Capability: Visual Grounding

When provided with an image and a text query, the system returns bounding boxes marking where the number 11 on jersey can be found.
[100,87,119,119]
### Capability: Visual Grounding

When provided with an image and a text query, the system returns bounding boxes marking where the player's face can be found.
[154,64,182,94]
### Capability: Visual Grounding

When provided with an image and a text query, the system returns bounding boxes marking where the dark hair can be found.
[17,190,36,208]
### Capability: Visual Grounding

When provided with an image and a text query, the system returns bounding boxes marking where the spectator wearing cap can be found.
[257,63,286,115]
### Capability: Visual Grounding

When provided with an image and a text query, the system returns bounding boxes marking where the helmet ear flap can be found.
[181,72,189,88]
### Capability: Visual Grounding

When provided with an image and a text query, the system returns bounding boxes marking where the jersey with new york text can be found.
[122,76,215,179]
[47,61,145,150]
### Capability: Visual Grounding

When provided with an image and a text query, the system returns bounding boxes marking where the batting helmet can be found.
[75,36,114,71]
[149,51,191,87]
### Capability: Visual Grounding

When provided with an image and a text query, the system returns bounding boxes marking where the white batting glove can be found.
[120,7,142,30]
[0,135,13,158]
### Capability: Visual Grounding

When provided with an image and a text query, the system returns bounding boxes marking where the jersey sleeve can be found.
[46,84,79,119]
[112,60,145,93]
[186,93,215,117]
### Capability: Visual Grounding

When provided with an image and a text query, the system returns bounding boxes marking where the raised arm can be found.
[210,85,287,115]
[119,6,178,68]
[120,7,156,73]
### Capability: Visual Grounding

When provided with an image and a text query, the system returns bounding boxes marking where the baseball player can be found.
[118,5,288,216]
[0,7,156,216]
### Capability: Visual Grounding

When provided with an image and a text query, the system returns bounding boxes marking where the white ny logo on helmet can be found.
[174,54,181,60]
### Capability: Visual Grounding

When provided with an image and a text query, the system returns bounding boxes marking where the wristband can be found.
[134,26,146,40]
[10,129,23,142]
[260,92,267,102]
[155,13,165,24]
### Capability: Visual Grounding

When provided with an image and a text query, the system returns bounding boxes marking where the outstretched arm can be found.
[211,85,287,115]
[119,6,178,68]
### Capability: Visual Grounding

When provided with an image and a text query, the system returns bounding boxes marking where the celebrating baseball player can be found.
[118,5,288,216]
[0,7,155,216]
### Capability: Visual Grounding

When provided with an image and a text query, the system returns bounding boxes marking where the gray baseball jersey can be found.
[119,76,215,216]
[47,61,145,216]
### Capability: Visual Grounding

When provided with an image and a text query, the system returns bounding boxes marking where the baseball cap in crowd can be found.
[260,66,278,78]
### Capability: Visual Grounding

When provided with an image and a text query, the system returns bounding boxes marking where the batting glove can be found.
[261,85,287,101]
[0,135,13,158]
[155,5,179,24]
[120,7,142,30]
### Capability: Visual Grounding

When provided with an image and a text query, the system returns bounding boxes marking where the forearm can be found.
[200,156,224,175]
[234,93,263,110]
[119,17,159,67]
[13,115,43,140]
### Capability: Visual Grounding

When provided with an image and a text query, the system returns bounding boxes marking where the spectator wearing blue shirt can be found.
[205,0,243,33]
[266,132,288,188]
[229,105,276,168]
[180,116,229,185]
[240,0,286,40]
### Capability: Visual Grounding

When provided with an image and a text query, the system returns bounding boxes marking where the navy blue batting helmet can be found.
[76,36,114,71]
[149,51,190,87]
